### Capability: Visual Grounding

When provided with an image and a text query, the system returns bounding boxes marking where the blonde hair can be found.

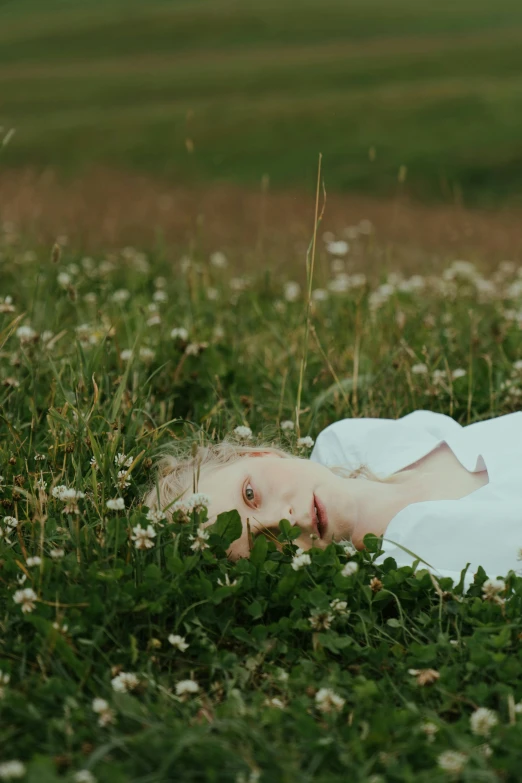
[143,434,393,516]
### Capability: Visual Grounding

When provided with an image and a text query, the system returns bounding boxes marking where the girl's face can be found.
[197,453,358,559]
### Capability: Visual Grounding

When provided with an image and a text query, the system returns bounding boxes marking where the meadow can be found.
[2,0,522,204]
[1,205,522,781]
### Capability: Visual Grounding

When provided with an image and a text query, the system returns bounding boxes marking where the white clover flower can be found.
[291,553,311,571]
[168,634,189,652]
[411,363,428,375]
[311,288,329,302]
[106,498,125,511]
[186,492,211,513]
[120,349,132,361]
[73,771,96,783]
[206,287,219,301]
[171,499,191,523]
[283,281,301,302]
[185,341,208,356]
[175,679,199,696]
[297,436,314,449]
[26,556,42,568]
[420,721,439,742]
[13,587,37,613]
[0,760,26,780]
[0,296,15,314]
[147,313,162,326]
[234,425,252,440]
[341,561,359,577]
[92,697,115,727]
[16,325,37,343]
[3,516,18,530]
[49,548,65,560]
[111,288,130,303]
[437,750,468,774]
[90,456,98,470]
[51,485,69,500]
[61,488,85,501]
[115,453,133,468]
[451,368,467,380]
[188,525,210,552]
[482,578,506,602]
[470,707,499,737]
[57,272,72,287]
[116,469,131,490]
[153,290,168,303]
[171,327,189,341]
[326,240,349,256]
[146,508,166,524]
[111,671,139,693]
[338,540,357,557]
[139,347,155,362]
[131,525,156,550]
[280,420,294,431]
[210,251,228,268]
[264,697,285,709]
[315,687,345,713]
[330,598,349,615]
[0,670,11,699]
[309,611,334,630]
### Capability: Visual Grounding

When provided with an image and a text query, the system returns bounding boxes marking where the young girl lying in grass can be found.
[144,410,522,588]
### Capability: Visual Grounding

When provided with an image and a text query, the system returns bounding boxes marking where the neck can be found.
[347,470,421,548]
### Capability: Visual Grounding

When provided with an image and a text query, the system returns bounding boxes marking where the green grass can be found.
[2,0,522,204]
[2,223,522,780]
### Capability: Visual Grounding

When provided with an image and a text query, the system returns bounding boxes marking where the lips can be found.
[312,493,328,539]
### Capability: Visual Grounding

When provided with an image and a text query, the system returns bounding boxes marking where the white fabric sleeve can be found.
[399,410,463,439]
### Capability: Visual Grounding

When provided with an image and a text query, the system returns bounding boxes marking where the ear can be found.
[244,450,281,458]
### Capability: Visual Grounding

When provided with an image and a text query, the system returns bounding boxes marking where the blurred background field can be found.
[2,0,522,214]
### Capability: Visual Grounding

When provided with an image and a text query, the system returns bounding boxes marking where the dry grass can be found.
[1,168,521,277]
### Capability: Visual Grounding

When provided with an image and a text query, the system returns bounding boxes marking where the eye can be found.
[243,480,256,506]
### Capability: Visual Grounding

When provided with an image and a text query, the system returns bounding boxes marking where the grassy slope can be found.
[1,0,522,204]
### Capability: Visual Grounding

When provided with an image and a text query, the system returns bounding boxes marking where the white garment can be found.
[310,410,522,590]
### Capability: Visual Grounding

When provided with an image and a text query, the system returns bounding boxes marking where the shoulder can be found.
[310,416,399,468]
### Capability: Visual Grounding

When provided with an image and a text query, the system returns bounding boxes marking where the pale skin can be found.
[197,444,489,560]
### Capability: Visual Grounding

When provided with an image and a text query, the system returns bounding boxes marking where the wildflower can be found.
[16,325,37,343]
[0,296,15,313]
[90,456,98,470]
[210,251,228,268]
[411,363,428,375]
[297,436,314,449]
[309,611,334,630]
[170,327,189,341]
[291,551,311,570]
[420,721,439,742]
[51,485,69,500]
[35,476,47,491]
[139,347,155,362]
[152,290,168,303]
[115,453,133,468]
[0,760,26,780]
[175,679,199,697]
[341,561,359,577]
[0,670,10,699]
[111,289,130,303]
[92,697,115,727]
[120,349,132,361]
[147,313,162,326]
[206,287,219,300]
[116,469,131,490]
[146,508,166,525]
[311,288,329,302]
[330,598,350,616]
[264,697,285,709]
[283,281,301,302]
[470,707,499,737]
[477,743,493,758]
[131,525,156,550]
[111,672,139,693]
[49,548,65,560]
[338,540,357,556]
[280,420,294,431]
[3,516,18,531]
[482,578,506,603]
[185,341,208,356]
[168,634,189,652]
[73,771,96,783]
[57,271,72,287]
[370,577,383,592]
[26,556,42,568]
[188,525,210,552]
[326,240,349,256]
[13,587,37,613]
[437,750,468,774]
[451,368,467,380]
[216,572,238,587]
[315,687,345,713]
[186,492,211,513]
[408,668,440,686]
[171,499,192,523]
[106,498,125,511]
[234,425,252,440]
